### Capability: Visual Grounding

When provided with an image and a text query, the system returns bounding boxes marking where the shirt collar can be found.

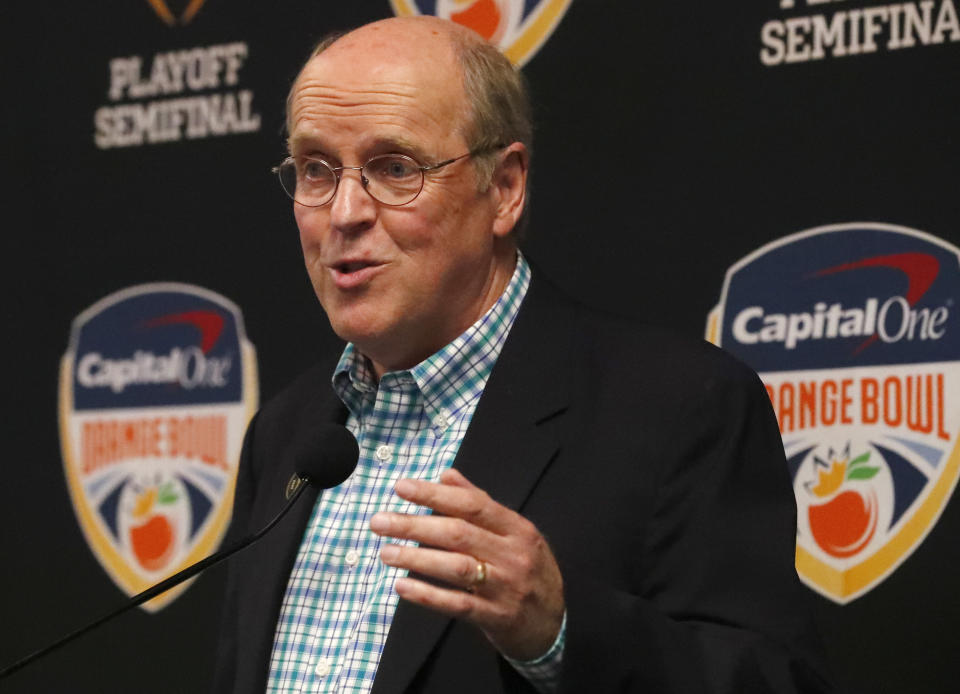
[333,253,531,422]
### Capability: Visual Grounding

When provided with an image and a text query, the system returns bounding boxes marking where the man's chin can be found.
[319,295,381,340]
[326,315,388,351]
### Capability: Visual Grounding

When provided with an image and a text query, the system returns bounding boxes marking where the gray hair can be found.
[448,32,533,192]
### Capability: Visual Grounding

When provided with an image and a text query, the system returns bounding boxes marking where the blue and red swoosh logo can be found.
[144,310,225,353]
[813,252,940,354]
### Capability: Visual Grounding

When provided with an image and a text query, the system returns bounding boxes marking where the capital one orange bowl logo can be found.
[707,223,960,603]
[59,284,257,610]
[390,0,572,65]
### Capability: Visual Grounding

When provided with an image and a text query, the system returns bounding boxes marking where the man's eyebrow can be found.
[287,136,318,157]
[295,138,438,164]
[369,136,432,161]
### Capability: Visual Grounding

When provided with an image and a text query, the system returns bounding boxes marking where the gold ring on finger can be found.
[468,559,487,592]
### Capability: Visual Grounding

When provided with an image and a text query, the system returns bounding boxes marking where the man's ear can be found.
[490,143,528,238]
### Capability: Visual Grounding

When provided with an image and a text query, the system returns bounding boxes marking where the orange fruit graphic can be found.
[808,489,878,558]
[130,514,175,571]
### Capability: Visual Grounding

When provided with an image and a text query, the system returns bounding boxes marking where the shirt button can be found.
[315,657,332,677]
[432,411,450,429]
[375,444,393,462]
[345,549,359,566]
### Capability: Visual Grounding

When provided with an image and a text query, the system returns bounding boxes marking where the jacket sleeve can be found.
[556,365,833,693]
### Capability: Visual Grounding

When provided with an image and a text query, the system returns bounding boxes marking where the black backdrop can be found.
[2,1,958,692]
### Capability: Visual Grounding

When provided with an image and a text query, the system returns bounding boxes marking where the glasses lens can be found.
[364,154,424,206]
[278,158,337,207]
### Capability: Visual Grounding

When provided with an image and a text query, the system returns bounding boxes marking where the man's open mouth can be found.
[337,261,374,274]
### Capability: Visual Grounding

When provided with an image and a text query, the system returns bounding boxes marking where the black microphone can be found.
[0,423,359,680]
[289,422,361,491]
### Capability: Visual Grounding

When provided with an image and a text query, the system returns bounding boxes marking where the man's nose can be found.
[329,170,376,233]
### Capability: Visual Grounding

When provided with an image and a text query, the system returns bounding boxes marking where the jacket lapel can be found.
[372,275,576,694]
[238,371,349,692]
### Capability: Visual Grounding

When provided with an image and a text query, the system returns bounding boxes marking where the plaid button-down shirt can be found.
[266,255,563,693]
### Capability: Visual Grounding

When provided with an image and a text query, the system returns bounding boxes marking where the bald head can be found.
[323,15,483,58]
[287,19,473,140]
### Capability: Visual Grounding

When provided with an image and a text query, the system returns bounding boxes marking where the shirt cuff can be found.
[504,611,567,694]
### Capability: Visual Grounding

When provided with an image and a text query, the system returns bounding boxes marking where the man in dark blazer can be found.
[214,16,831,694]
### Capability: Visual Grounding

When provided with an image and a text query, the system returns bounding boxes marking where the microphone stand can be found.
[0,477,311,680]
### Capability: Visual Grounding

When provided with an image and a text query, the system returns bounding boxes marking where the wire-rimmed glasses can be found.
[273,147,502,207]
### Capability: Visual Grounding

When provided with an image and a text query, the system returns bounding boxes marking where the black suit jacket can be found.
[213,273,831,693]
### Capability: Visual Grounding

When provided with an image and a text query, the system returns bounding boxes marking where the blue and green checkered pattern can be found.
[267,255,561,693]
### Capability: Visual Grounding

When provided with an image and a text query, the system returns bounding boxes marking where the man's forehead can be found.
[288,37,467,148]
[290,67,461,131]
[296,61,434,100]
[296,29,463,113]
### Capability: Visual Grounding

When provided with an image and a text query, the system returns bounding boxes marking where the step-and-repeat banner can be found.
[2,1,958,692]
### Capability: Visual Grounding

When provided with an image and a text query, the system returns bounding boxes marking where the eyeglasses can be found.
[273,147,501,207]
